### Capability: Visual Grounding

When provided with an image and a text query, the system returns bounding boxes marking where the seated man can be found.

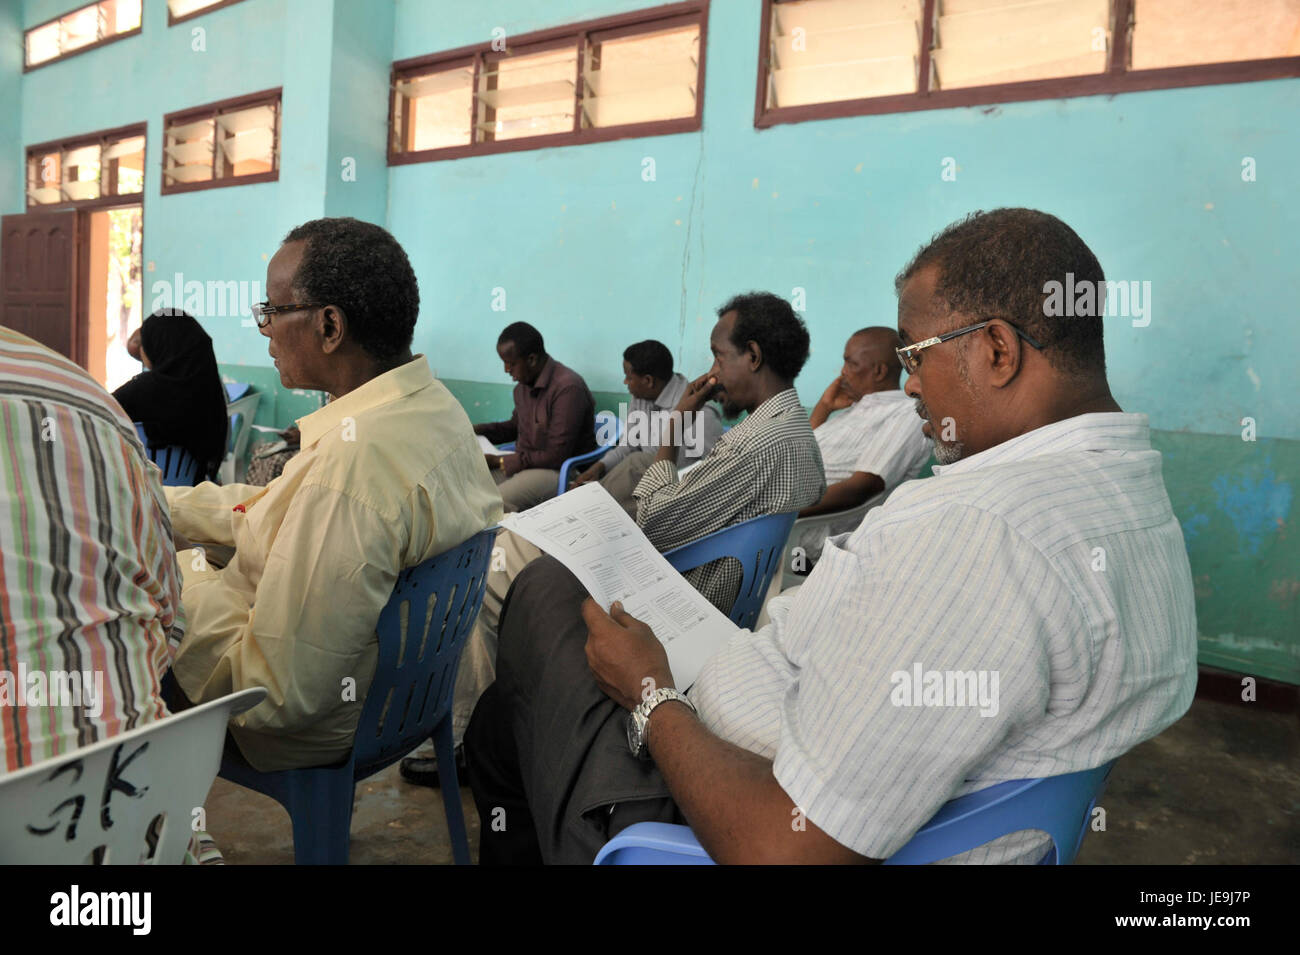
[475,322,596,513]
[403,292,825,787]
[789,327,930,566]
[574,339,723,516]
[465,208,1198,864]
[164,217,502,772]
[0,326,217,863]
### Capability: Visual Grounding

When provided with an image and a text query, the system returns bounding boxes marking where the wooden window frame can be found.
[389,1,709,166]
[22,1,142,73]
[167,0,248,27]
[25,122,148,211]
[160,88,282,196]
[754,0,1300,129]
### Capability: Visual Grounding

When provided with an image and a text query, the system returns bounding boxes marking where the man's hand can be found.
[675,372,720,415]
[818,376,855,413]
[574,460,606,485]
[581,598,674,711]
[484,453,502,472]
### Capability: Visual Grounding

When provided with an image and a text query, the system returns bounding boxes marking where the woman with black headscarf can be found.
[113,310,229,481]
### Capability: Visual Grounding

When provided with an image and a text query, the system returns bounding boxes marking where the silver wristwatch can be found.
[626,687,696,759]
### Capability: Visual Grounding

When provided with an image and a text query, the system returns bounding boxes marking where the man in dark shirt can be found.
[475,322,597,512]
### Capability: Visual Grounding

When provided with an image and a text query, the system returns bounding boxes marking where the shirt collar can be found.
[298,355,433,448]
[931,412,1152,477]
[732,388,803,435]
[850,387,907,410]
[528,357,556,394]
[654,373,687,410]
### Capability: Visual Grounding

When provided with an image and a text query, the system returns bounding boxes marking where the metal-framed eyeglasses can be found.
[250,301,324,329]
[896,320,1043,375]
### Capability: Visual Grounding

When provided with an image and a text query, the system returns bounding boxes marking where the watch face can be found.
[626,710,641,755]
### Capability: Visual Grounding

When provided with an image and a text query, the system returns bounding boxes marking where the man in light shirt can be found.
[574,339,723,516]
[164,218,502,772]
[788,327,931,569]
[465,208,1198,864]
[803,327,929,515]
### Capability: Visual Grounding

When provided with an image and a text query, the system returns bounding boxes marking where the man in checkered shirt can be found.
[630,291,827,613]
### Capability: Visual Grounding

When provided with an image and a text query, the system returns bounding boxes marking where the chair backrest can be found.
[780,490,888,589]
[662,511,798,628]
[0,687,265,864]
[883,760,1117,865]
[220,389,261,484]
[352,527,497,778]
[132,422,203,487]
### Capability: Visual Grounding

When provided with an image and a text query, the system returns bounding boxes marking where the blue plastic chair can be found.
[217,527,498,864]
[133,422,203,487]
[594,760,1117,865]
[494,411,623,495]
[661,511,797,629]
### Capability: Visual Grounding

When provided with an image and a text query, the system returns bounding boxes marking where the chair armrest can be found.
[593,822,716,865]
[557,446,613,495]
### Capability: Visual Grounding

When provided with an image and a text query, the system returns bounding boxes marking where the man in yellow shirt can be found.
[165,218,502,771]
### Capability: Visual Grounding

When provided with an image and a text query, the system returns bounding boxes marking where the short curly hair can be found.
[283,217,418,362]
[717,292,810,382]
[894,208,1106,377]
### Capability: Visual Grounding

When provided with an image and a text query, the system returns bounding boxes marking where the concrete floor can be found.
[204,695,1299,864]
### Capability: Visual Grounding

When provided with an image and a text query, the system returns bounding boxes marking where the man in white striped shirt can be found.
[467,208,1198,864]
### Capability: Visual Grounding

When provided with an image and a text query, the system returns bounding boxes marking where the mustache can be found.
[914,399,929,421]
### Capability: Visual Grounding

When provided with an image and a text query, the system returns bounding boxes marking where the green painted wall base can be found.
[217,365,1298,685]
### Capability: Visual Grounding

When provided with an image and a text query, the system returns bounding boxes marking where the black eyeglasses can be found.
[896,320,1043,374]
[250,301,324,329]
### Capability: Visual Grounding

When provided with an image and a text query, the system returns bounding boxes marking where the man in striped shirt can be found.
[0,326,220,862]
[466,208,1198,864]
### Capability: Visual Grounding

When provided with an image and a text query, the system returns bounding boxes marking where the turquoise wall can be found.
[4,0,1297,681]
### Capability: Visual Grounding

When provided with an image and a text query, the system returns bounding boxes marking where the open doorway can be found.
[85,203,143,391]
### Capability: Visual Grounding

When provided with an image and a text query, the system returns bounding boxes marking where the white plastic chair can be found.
[779,490,888,589]
[0,686,265,864]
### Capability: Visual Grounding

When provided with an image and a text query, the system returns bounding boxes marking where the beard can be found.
[915,398,966,464]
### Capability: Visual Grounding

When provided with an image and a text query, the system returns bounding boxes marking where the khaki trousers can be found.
[493,467,559,513]
[452,526,544,744]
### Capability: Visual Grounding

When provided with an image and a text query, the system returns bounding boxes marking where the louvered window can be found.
[24,0,141,69]
[391,3,706,163]
[162,91,280,194]
[167,0,248,25]
[25,126,146,207]
[758,0,1300,125]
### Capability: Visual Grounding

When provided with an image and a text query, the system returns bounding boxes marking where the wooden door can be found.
[0,211,80,363]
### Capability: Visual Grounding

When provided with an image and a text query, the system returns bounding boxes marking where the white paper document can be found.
[498,483,740,688]
[476,435,501,455]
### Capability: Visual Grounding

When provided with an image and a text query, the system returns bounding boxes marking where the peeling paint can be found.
[1212,463,1293,556]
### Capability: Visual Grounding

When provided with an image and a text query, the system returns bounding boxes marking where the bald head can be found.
[840,326,903,399]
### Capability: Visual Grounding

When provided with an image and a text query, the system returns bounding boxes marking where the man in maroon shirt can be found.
[475,322,597,512]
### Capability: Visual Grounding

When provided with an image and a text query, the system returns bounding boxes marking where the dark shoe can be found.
[399,744,466,788]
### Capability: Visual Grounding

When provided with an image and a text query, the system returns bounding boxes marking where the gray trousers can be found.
[464,554,680,864]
